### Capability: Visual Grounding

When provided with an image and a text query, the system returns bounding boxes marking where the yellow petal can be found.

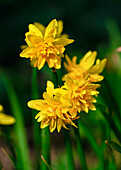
[46,81,54,97]
[35,112,41,119]
[34,22,45,36]
[85,83,101,89]
[41,119,49,129]
[90,90,99,95]
[63,124,69,130]
[49,118,56,132]
[80,51,97,70]
[36,113,46,122]
[81,104,89,113]
[57,118,62,132]
[64,55,74,71]
[89,58,107,74]
[61,34,69,38]
[20,45,28,50]
[54,45,65,54]
[27,35,43,47]
[0,105,4,112]
[20,47,36,58]
[57,20,63,37]
[29,24,43,39]
[69,109,77,118]
[46,57,55,68]
[65,76,74,90]
[70,121,78,128]
[28,100,45,110]
[44,19,57,38]
[0,113,15,125]
[88,97,97,103]
[38,55,46,70]
[53,38,74,46]
[43,93,58,104]
[54,63,61,69]
[89,74,104,82]
[56,107,65,119]
[25,32,33,46]
[72,56,77,65]
[89,104,96,111]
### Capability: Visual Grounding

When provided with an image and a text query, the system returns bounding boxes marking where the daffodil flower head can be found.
[0,104,16,125]
[20,19,74,70]
[28,81,79,133]
[63,51,107,82]
[62,74,100,113]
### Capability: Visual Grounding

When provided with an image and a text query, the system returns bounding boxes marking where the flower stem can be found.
[52,67,75,170]
[31,68,50,170]
[63,129,75,170]
[41,127,50,170]
[31,68,40,169]
[74,121,87,170]
[52,67,58,87]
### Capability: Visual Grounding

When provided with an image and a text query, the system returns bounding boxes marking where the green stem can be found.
[74,121,87,170]
[1,73,32,170]
[52,67,58,88]
[39,67,51,170]
[31,68,40,169]
[52,68,75,170]
[63,129,75,170]
[41,127,50,170]
[31,68,50,170]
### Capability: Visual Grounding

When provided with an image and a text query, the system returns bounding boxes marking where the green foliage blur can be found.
[0,0,121,170]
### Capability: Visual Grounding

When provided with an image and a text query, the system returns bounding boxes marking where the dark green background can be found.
[1,0,121,66]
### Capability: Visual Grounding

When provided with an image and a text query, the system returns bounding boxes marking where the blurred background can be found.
[0,0,121,169]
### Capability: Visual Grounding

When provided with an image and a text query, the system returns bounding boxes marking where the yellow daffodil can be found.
[0,104,15,125]
[20,19,74,70]
[28,81,79,133]
[63,51,107,82]
[61,75,100,113]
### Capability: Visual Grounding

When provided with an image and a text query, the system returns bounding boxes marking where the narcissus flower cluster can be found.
[21,19,107,132]
[63,51,107,82]
[28,81,79,133]
[0,104,15,125]
[20,19,74,69]
[28,71,103,132]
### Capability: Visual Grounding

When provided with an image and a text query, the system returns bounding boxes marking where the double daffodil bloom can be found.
[28,81,79,133]
[28,73,100,132]
[0,105,15,125]
[61,75,100,113]
[20,19,74,70]
[63,51,107,82]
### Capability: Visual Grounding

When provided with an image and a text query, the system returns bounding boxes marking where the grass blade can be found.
[105,140,121,153]
[63,129,75,170]
[31,67,41,169]
[1,72,32,170]
[73,126,87,170]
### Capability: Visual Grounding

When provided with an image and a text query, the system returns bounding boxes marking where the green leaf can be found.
[0,72,32,170]
[105,140,121,153]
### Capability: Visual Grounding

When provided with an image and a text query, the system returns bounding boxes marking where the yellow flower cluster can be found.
[28,81,79,132]
[0,104,15,125]
[63,51,107,82]
[21,19,107,132]
[28,72,101,132]
[20,19,74,69]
